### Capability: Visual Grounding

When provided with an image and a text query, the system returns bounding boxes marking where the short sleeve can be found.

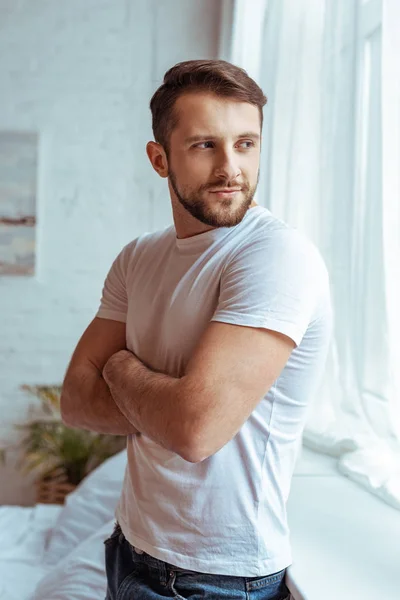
[96,243,133,323]
[211,229,330,347]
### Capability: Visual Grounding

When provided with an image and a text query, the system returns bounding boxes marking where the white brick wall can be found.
[0,0,221,504]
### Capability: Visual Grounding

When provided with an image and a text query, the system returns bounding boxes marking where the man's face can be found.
[166,92,261,228]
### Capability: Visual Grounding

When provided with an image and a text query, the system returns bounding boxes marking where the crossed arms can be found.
[61,316,295,463]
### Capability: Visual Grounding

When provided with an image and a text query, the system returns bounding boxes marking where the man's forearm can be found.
[61,363,141,436]
[103,351,195,459]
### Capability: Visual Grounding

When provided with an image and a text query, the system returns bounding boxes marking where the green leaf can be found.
[5,385,127,485]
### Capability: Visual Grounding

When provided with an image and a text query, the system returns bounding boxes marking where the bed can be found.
[0,450,127,600]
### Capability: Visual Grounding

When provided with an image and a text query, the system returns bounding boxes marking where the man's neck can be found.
[172,200,258,240]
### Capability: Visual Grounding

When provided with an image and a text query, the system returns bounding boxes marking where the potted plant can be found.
[0,385,126,504]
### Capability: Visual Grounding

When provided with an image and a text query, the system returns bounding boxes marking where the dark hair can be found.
[149,59,267,151]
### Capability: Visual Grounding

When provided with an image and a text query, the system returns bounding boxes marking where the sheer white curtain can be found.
[221,0,400,509]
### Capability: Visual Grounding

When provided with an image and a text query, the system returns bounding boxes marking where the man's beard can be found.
[168,168,259,228]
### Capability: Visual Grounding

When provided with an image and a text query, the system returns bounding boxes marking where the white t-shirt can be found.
[96,205,333,577]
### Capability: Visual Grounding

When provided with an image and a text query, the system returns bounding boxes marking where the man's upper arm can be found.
[67,240,131,375]
[65,317,126,376]
[181,321,295,461]
[179,230,328,462]
[60,243,132,432]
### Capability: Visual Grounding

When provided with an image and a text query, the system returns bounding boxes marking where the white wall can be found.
[0,0,222,504]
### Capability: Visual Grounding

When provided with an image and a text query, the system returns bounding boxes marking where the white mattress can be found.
[0,504,62,600]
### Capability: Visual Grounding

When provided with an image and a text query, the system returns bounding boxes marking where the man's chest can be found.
[124,257,224,373]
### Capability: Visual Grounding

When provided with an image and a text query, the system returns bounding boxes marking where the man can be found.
[61,59,332,599]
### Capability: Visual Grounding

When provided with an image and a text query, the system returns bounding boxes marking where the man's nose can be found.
[214,151,241,181]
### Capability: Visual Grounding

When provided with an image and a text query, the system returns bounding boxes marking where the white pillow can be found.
[0,504,61,563]
[32,519,113,600]
[44,449,127,567]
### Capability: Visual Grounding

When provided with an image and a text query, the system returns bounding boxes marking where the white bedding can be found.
[0,504,62,600]
[0,451,127,600]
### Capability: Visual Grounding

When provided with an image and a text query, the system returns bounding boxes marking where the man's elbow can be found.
[59,386,76,427]
[177,445,207,464]
[174,440,202,463]
[176,411,238,463]
[60,375,86,429]
[175,424,213,464]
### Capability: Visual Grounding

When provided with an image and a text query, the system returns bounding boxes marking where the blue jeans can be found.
[104,522,292,599]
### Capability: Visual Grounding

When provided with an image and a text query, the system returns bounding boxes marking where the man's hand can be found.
[103,349,144,420]
[103,348,188,458]
[103,349,142,385]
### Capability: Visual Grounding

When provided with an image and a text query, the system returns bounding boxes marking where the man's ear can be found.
[146,141,169,178]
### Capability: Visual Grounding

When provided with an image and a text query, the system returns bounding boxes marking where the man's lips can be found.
[208,188,242,193]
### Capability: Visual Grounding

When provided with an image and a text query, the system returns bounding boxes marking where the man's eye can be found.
[195,141,214,149]
[237,141,254,149]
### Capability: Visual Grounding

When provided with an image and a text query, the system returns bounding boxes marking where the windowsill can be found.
[285,446,400,600]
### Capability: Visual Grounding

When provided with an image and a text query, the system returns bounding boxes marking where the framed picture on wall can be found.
[0,131,37,276]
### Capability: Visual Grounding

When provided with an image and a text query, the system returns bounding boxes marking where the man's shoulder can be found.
[231,208,330,287]
[122,224,175,254]
[111,225,175,277]
[238,207,319,258]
